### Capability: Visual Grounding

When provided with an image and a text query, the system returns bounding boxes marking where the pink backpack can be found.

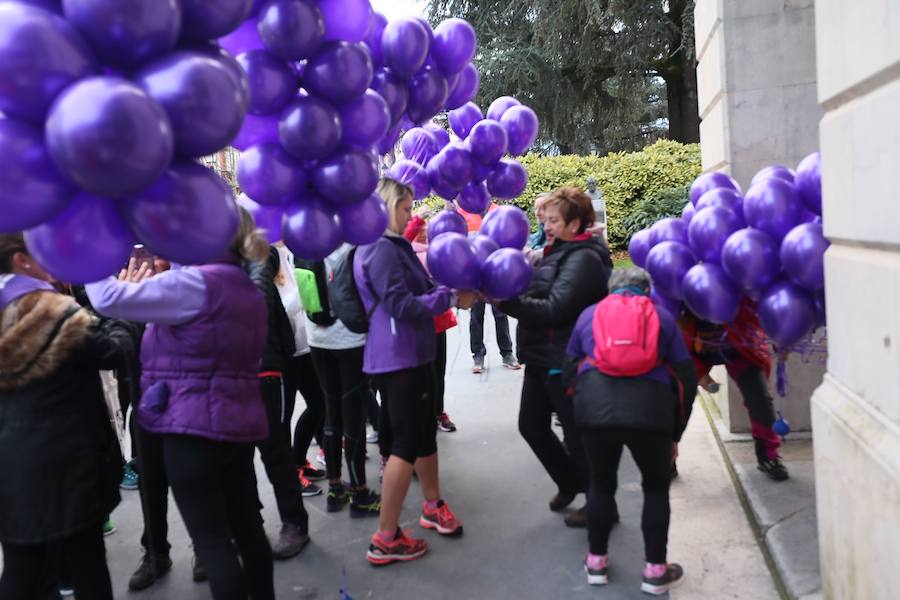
[590,294,660,376]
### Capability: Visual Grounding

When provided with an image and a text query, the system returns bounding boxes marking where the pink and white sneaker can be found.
[419,499,463,536]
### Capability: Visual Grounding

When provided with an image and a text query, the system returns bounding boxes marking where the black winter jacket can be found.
[0,290,137,543]
[247,247,296,372]
[500,237,613,369]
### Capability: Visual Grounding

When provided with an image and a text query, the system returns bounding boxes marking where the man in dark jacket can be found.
[498,187,613,528]
[567,267,697,594]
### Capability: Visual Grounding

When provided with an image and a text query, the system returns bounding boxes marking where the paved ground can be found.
[2,311,782,599]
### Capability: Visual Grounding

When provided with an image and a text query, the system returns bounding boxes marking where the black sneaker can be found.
[350,488,381,518]
[641,563,684,595]
[271,523,310,559]
[128,553,172,591]
[327,485,350,512]
[757,457,789,481]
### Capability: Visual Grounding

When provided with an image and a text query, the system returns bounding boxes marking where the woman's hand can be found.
[456,290,477,310]
[118,257,154,284]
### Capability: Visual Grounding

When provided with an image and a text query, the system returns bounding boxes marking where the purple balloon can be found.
[0,3,98,124]
[218,18,264,55]
[381,17,430,79]
[681,263,742,324]
[257,0,324,60]
[482,205,530,249]
[122,161,239,265]
[645,241,696,300]
[278,95,342,161]
[401,127,438,164]
[743,178,804,242]
[304,41,374,104]
[752,165,795,187]
[458,181,491,214]
[338,193,389,245]
[651,287,683,319]
[436,143,474,191]
[237,143,306,206]
[25,192,133,284]
[45,77,174,198]
[237,193,284,243]
[696,187,744,222]
[426,159,458,201]
[757,279,817,348]
[427,232,481,290]
[431,18,476,76]
[795,152,822,216]
[180,0,252,40]
[486,96,520,122]
[427,209,468,241]
[376,124,401,155]
[138,51,248,157]
[364,12,388,65]
[388,160,430,200]
[236,50,295,116]
[648,217,689,247]
[13,0,62,12]
[414,17,434,44]
[0,119,73,233]
[425,123,451,149]
[233,113,279,151]
[318,0,372,43]
[407,66,449,124]
[500,105,539,156]
[311,147,379,205]
[687,206,743,264]
[62,0,180,70]
[470,234,500,264]
[629,230,652,269]
[690,171,741,206]
[178,41,250,101]
[468,120,509,166]
[372,68,409,126]
[481,248,532,300]
[487,159,528,200]
[449,102,483,139]
[470,160,493,183]
[721,228,780,291]
[338,89,391,148]
[682,203,696,225]
[282,195,342,260]
[446,63,479,110]
[780,222,829,291]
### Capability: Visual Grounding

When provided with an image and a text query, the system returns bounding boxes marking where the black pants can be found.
[135,425,171,556]
[257,376,308,529]
[366,381,380,431]
[0,522,111,600]
[284,354,325,466]
[518,366,589,494]
[164,435,274,600]
[310,347,367,488]
[470,301,513,358]
[582,429,671,563]
[435,331,448,414]
[727,362,781,462]
[375,365,438,464]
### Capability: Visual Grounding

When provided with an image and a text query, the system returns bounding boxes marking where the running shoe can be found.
[641,563,684,595]
[585,554,609,586]
[300,474,323,497]
[419,500,463,536]
[501,354,522,370]
[59,586,74,597]
[327,485,349,512]
[103,518,116,536]
[366,430,379,444]
[316,448,327,466]
[120,460,139,490]
[350,489,381,518]
[300,461,326,481]
[757,457,789,481]
[367,529,428,566]
[437,412,457,432]
[472,355,485,374]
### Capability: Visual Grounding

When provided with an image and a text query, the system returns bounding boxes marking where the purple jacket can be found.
[90,256,268,443]
[354,234,453,374]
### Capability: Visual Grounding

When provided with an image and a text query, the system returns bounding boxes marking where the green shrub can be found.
[620,184,690,243]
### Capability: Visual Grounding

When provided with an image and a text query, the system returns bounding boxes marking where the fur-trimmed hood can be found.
[0,291,94,390]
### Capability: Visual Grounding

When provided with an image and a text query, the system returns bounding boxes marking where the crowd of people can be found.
[0,182,791,599]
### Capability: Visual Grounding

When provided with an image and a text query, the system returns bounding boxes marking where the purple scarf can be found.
[0,275,54,311]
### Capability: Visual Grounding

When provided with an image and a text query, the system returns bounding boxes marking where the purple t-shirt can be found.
[566,298,691,384]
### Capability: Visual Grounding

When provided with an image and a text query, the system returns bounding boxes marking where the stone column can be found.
[812,1,900,597]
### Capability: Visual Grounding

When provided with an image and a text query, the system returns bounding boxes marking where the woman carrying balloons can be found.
[497,187,613,527]
[355,178,476,565]
[85,209,276,600]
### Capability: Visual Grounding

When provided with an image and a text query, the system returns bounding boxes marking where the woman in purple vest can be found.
[354,178,476,566]
[86,208,274,600]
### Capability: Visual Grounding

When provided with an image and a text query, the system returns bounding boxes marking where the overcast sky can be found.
[371,0,426,19]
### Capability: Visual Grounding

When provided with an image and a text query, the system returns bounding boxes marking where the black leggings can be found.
[0,522,111,600]
[435,331,448,414]
[284,354,325,465]
[582,429,672,563]
[164,435,274,600]
[311,347,367,488]
[135,425,171,556]
[375,364,438,464]
[518,366,589,494]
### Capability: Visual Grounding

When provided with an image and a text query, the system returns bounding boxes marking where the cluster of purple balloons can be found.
[629,152,827,349]
[424,205,532,300]
[229,1,484,259]
[388,95,538,211]
[1,0,263,283]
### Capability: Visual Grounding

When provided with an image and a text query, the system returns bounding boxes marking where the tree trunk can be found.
[663,49,701,143]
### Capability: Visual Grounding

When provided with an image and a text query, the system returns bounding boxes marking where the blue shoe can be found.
[121,461,139,490]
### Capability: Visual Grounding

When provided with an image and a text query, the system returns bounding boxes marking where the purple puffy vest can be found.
[139,258,269,443]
